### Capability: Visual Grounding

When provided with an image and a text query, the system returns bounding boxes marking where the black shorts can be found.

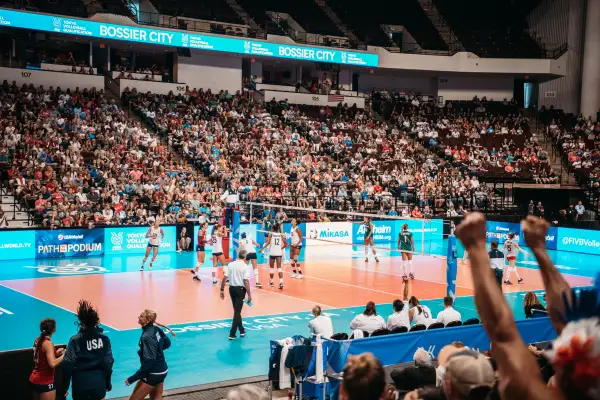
[246,252,257,260]
[213,252,223,257]
[291,244,302,250]
[142,372,167,386]
[269,255,282,260]
[30,381,55,393]
[147,243,159,248]
[196,245,205,252]
[72,388,107,400]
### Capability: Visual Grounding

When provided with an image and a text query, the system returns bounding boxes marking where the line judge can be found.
[220,249,252,340]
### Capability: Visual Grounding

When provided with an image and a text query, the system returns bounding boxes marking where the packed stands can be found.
[26,0,89,18]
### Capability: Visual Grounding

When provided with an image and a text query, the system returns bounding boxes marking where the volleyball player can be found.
[191,222,209,282]
[210,223,228,285]
[354,217,379,263]
[408,296,434,328]
[240,232,262,288]
[397,223,415,280]
[141,218,164,271]
[289,219,303,279]
[503,232,529,284]
[259,223,284,289]
[29,318,65,400]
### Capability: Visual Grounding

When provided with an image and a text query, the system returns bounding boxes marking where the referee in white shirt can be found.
[220,249,252,340]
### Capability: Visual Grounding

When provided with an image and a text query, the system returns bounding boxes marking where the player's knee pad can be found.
[277,268,283,273]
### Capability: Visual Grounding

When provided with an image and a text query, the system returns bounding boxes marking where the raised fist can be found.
[521,216,549,251]
[456,212,487,250]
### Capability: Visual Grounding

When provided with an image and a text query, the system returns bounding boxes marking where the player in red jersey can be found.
[29,318,65,399]
[191,222,209,281]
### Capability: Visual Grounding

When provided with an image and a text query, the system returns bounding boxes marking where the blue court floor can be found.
[0,241,597,399]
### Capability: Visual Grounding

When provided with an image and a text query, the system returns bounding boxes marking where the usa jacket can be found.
[61,327,114,396]
[127,323,171,383]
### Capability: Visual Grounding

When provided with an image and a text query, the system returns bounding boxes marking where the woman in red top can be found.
[191,222,209,281]
[29,318,65,399]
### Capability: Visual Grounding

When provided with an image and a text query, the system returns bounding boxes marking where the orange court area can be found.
[0,255,593,330]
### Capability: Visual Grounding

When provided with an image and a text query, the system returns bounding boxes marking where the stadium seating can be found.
[151,0,244,25]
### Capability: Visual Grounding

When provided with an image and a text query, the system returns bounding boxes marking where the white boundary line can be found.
[0,282,121,331]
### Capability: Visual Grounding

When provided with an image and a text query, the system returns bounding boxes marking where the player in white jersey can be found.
[141,218,164,271]
[191,222,209,282]
[240,232,262,288]
[259,223,285,289]
[408,296,434,328]
[210,224,228,285]
[503,232,530,284]
[289,219,303,279]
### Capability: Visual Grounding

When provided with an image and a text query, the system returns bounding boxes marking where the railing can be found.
[127,6,267,40]
[268,11,366,50]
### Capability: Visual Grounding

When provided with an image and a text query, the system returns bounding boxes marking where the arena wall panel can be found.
[0,67,104,91]
[177,51,242,94]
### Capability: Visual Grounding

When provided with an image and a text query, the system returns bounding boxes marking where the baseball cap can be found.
[445,350,494,396]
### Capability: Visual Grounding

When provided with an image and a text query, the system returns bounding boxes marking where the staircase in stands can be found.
[312,0,360,43]
[223,0,261,30]
[417,0,463,52]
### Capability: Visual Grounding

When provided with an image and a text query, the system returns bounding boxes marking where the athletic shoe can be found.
[140,265,144,271]
[190,269,195,274]
[504,280,512,285]
[212,279,219,285]
[279,283,284,290]
[192,276,201,282]
[409,273,415,280]
[365,257,369,262]
[296,274,303,279]
[228,336,237,340]
[402,275,408,281]
[240,333,246,337]
[375,257,380,263]
[517,278,524,284]
[149,264,153,270]
[255,282,263,288]
[268,282,274,287]
[290,273,298,279]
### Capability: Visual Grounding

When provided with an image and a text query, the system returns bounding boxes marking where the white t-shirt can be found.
[436,307,462,326]
[269,233,283,256]
[224,260,251,287]
[411,305,434,327]
[240,237,257,254]
[349,314,386,334]
[308,315,334,339]
[387,301,410,331]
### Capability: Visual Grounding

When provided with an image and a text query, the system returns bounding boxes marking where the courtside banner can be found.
[557,227,600,255]
[400,219,444,242]
[0,230,35,260]
[104,226,176,255]
[326,318,555,372]
[35,229,104,258]
[306,222,353,246]
[352,220,396,244]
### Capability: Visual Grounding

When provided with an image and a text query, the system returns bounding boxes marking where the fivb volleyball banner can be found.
[36,229,104,258]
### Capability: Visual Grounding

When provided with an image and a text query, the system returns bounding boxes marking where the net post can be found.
[249,202,253,224]
[421,218,425,256]
[232,209,241,260]
[446,234,458,299]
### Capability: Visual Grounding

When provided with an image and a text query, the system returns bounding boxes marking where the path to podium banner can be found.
[0,242,595,399]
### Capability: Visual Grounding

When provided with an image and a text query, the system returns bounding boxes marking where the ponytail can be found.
[155,321,176,338]
[36,318,56,356]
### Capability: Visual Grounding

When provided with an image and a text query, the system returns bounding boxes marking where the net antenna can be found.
[240,201,433,256]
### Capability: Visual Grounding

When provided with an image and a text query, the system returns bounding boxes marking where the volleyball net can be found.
[236,201,445,258]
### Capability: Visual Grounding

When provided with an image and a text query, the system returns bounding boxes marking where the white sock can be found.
[505,270,511,281]
[408,261,413,274]
[402,262,408,275]
[279,277,284,284]
[254,268,259,283]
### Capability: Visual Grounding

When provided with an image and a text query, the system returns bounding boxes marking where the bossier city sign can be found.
[0,8,379,67]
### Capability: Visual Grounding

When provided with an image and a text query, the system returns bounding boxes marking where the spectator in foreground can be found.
[29,318,65,399]
[442,350,495,400]
[456,213,600,400]
[340,353,390,400]
[350,301,386,336]
[61,300,113,400]
[308,305,334,338]
[436,296,462,326]
[390,347,436,393]
[523,291,546,318]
